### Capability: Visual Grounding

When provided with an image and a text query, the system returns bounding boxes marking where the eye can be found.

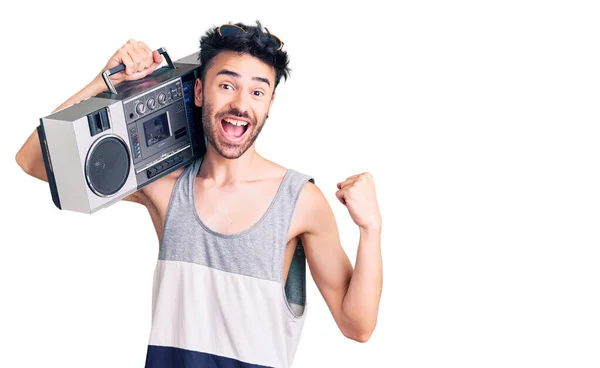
[220,83,234,90]
[253,90,265,97]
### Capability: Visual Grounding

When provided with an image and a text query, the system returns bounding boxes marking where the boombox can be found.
[37,48,207,214]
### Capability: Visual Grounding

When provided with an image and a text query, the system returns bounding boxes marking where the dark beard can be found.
[202,101,267,159]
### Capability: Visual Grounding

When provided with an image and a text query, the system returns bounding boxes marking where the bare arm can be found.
[298,173,383,342]
[15,78,107,182]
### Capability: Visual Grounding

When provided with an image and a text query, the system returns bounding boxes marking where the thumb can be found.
[153,50,164,64]
[335,189,346,205]
[134,65,158,80]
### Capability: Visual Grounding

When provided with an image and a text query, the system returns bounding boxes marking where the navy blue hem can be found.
[145,345,273,368]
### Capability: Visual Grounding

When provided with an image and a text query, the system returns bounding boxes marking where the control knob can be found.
[157,93,166,105]
[147,97,156,110]
[136,102,146,115]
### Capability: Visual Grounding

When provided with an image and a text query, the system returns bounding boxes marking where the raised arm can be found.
[15,79,107,181]
[297,173,383,342]
[15,39,163,182]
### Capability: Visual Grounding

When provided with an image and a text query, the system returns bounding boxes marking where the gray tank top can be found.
[145,157,314,368]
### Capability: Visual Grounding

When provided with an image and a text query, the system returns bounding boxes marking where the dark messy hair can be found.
[198,20,291,90]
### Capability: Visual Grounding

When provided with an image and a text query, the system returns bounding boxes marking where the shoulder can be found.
[297,177,320,201]
[137,154,201,209]
[294,175,334,234]
[122,166,186,207]
[279,164,318,203]
[141,166,186,204]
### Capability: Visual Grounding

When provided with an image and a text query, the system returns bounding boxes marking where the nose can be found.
[230,89,250,116]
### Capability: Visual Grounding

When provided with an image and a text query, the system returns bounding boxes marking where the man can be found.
[16,21,383,368]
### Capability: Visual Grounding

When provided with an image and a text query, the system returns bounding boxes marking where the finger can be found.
[130,57,160,80]
[337,172,374,189]
[128,41,148,73]
[335,189,346,205]
[337,176,359,189]
[128,43,145,73]
[134,41,154,70]
[118,49,135,76]
[152,49,164,65]
[137,41,152,59]
[338,174,361,187]
[137,40,152,54]
[137,62,159,78]
[137,41,161,69]
[141,54,162,78]
[120,44,138,74]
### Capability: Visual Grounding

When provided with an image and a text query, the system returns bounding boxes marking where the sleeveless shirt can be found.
[145,157,314,368]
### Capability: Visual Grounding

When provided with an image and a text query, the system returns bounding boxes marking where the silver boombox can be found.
[37,48,206,214]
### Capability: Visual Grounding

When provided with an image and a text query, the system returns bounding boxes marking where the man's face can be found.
[194,51,276,159]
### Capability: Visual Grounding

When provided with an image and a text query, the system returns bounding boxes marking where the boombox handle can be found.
[101,47,175,94]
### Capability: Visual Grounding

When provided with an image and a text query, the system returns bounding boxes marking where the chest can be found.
[194,180,280,236]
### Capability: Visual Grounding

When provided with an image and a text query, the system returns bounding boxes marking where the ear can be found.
[194,78,203,107]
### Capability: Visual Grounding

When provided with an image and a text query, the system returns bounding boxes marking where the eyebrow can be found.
[216,69,271,88]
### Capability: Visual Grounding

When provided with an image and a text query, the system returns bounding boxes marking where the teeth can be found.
[224,118,248,126]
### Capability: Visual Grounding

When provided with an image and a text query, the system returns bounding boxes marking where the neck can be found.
[198,144,262,185]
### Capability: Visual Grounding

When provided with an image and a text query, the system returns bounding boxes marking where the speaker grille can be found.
[85,136,130,196]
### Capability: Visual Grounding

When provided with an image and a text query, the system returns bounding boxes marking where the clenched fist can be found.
[336,172,382,231]
[99,39,163,86]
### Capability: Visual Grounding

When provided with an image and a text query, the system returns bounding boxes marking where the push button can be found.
[146,154,186,179]
[100,109,110,130]
[146,167,158,178]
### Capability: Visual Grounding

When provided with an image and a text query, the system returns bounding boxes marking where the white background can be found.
[1,0,599,367]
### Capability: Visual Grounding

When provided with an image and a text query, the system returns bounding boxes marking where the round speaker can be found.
[85,135,131,197]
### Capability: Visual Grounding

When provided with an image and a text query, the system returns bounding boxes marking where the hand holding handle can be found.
[101,47,174,94]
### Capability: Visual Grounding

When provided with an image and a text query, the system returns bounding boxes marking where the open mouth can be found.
[220,117,250,142]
